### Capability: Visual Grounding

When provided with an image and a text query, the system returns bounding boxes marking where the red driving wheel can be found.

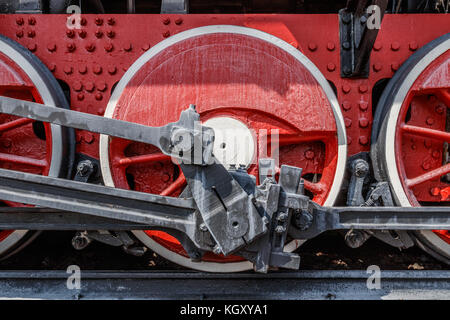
[100,26,347,271]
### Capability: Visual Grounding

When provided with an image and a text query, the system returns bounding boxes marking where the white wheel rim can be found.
[0,37,64,255]
[100,25,347,272]
[383,38,450,255]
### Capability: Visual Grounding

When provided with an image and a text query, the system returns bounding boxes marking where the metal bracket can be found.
[161,0,189,13]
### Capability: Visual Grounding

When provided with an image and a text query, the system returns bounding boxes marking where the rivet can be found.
[373,63,382,72]
[27,44,37,52]
[162,173,171,182]
[97,107,105,115]
[373,42,382,51]
[123,43,132,52]
[16,17,24,25]
[432,150,440,159]
[142,44,150,51]
[27,30,35,38]
[80,17,87,26]
[175,18,183,25]
[358,101,368,111]
[359,136,368,145]
[344,118,352,128]
[308,43,317,51]
[327,42,335,51]
[409,41,418,51]
[430,187,440,196]
[107,18,115,25]
[95,93,103,100]
[16,30,23,38]
[49,63,56,72]
[85,44,95,52]
[342,41,351,50]
[78,30,87,38]
[106,30,115,38]
[95,30,103,38]
[358,84,368,93]
[359,118,369,128]
[342,101,352,111]
[391,42,400,51]
[66,43,76,52]
[77,93,84,101]
[73,81,83,91]
[435,105,445,115]
[108,66,117,75]
[343,67,352,76]
[305,150,315,160]
[66,30,75,38]
[422,161,431,170]
[391,63,399,72]
[426,117,434,126]
[104,43,114,52]
[47,43,56,52]
[95,18,103,26]
[163,31,170,38]
[424,140,432,148]
[78,66,87,74]
[97,82,107,91]
[84,133,95,144]
[347,136,352,145]
[64,66,73,74]
[342,84,351,94]
[327,63,336,72]
[28,17,36,25]
[85,82,95,92]
[162,17,171,25]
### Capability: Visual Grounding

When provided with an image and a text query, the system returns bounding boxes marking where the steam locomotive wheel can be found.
[100,26,347,271]
[372,34,450,264]
[0,35,72,259]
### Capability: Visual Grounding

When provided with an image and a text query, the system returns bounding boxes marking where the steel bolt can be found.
[16,17,24,25]
[391,42,400,51]
[391,63,399,72]
[97,82,107,92]
[84,133,95,144]
[85,44,96,52]
[213,245,222,255]
[163,31,170,38]
[78,66,87,74]
[327,63,336,72]
[199,223,208,232]
[422,161,431,170]
[108,66,117,75]
[327,42,335,51]
[27,30,35,38]
[373,42,382,51]
[85,82,95,92]
[358,85,368,93]
[93,65,102,75]
[73,81,83,91]
[107,18,115,25]
[106,30,115,38]
[104,43,114,52]
[28,17,36,25]
[47,43,56,52]
[342,41,351,50]
[409,41,418,51]
[347,136,352,145]
[66,30,75,38]
[359,118,369,128]
[97,107,104,115]
[142,44,150,51]
[162,17,171,25]
[95,18,103,26]
[123,43,132,52]
[359,136,368,145]
[344,118,352,128]
[78,30,87,38]
[16,30,23,38]
[373,63,382,72]
[64,66,73,74]
[175,18,183,25]
[358,101,368,111]
[27,44,37,52]
[426,117,434,126]
[360,15,367,24]
[80,17,87,26]
[95,93,103,101]
[95,30,103,38]
[435,105,445,115]
[343,67,352,75]
[308,43,317,51]
[342,101,352,111]
[67,43,76,52]
[77,93,84,101]
[342,84,351,94]
[49,63,56,72]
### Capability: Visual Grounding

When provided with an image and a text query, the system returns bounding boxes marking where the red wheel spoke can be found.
[401,124,450,143]
[0,118,33,133]
[406,163,450,188]
[0,152,47,168]
[160,174,187,196]
[117,152,171,167]
[303,180,324,195]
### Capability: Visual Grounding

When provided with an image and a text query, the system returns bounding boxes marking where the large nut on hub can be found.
[226,211,249,239]
[170,128,194,156]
